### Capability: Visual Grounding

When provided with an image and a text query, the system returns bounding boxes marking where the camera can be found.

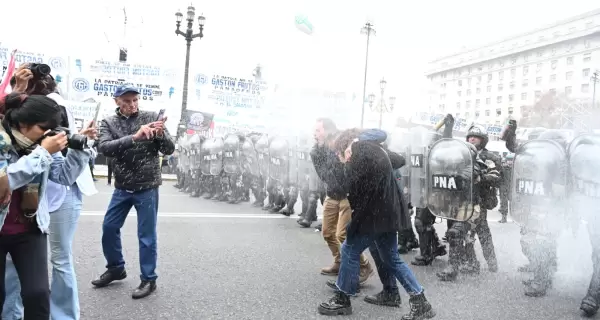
[28,63,51,80]
[45,126,87,150]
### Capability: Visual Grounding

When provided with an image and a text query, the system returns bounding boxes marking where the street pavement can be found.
[73,179,595,320]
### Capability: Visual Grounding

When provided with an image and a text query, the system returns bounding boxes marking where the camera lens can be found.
[37,64,51,77]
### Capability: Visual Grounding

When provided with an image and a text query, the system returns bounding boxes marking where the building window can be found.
[439,104,445,111]
[488,74,493,82]
[551,47,557,56]
[485,110,490,116]
[465,112,470,118]
[511,68,516,78]
[458,80,462,86]
[537,63,543,72]
[440,94,446,100]
[524,53,529,62]
[565,86,573,95]
[509,94,514,102]
[456,102,461,108]
[537,51,543,57]
[567,56,574,65]
[468,78,472,86]
[466,100,471,108]
[497,96,502,103]
[496,108,502,116]
[566,71,573,80]
[476,87,481,94]
[509,81,515,90]
[486,98,491,105]
[511,56,518,64]
[457,91,462,97]
[477,65,483,72]
[585,40,592,48]
[521,92,527,100]
[508,107,514,114]
[441,83,447,88]
[535,91,542,99]
[487,86,492,92]
[476,99,481,106]
[477,76,482,83]
[583,68,591,77]
[498,84,503,91]
[498,71,504,80]
[536,77,542,85]
[467,89,472,96]
[551,60,558,69]
[475,111,480,118]
[550,88,556,93]
[584,53,592,63]
[550,74,556,82]
[582,84,590,93]
[523,66,529,76]
[523,79,529,87]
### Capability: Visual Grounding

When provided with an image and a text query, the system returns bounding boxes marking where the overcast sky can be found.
[2,0,599,122]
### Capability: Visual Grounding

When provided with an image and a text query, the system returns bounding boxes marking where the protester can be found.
[318,129,435,320]
[92,85,175,299]
[2,65,98,320]
[0,93,91,319]
[311,119,373,282]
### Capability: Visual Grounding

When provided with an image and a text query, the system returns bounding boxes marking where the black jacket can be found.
[98,109,175,191]
[345,141,409,237]
[310,144,347,200]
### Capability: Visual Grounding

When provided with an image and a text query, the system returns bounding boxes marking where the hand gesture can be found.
[149,117,167,136]
[12,64,33,93]
[41,131,68,154]
[133,125,155,141]
[79,121,98,140]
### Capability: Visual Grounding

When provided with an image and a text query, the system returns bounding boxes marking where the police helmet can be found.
[466,124,489,149]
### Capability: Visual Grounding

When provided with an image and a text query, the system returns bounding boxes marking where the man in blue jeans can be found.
[92,86,175,299]
[318,129,435,320]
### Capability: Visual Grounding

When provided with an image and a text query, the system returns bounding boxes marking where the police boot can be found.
[412,228,446,266]
[398,230,410,254]
[401,291,436,320]
[317,291,352,316]
[498,215,508,223]
[190,187,200,198]
[523,268,553,298]
[437,243,461,281]
[460,242,481,275]
[581,277,600,317]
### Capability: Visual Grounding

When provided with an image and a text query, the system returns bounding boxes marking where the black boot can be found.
[581,255,600,317]
[437,242,461,282]
[132,280,157,299]
[460,242,481,275]
[279,206,294,216]
[318,291,352,316]
[91,269,127,288]
[401,292,436,320]
[364,290,401,307]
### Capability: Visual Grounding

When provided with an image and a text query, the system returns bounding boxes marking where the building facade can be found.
[426,9,600,125]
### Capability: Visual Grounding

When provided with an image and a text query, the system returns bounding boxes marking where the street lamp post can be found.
[360,22,376,129]
[369,78,395,129]
[174,6,205,136]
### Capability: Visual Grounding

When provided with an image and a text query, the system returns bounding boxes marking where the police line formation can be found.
[174,115,600,317]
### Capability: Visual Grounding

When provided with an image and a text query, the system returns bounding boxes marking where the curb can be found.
[93,173,178,181]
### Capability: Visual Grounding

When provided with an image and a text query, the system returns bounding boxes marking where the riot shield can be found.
[208,137,225,176]
[223,134,241,174]
[242,138,260,177]
[409,126,442,208]
[569,134,600,218]
[388,129,411,200]
[269,136,290,184]
[427,139,475,221]
[297,134,318,189]
[511,140,567,225]
[188,134,202,169]
[200,138,212,176]
[255,134,270,178]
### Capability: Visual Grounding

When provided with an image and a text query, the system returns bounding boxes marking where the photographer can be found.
[0,93,91,319]
[92,85,174,300]
[2,64,98,320]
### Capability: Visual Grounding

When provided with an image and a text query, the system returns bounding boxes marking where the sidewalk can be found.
[92,165,178,181]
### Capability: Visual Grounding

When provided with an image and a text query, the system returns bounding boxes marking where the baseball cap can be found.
[113,85,140,98]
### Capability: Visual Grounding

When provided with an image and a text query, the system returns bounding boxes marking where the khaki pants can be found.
[322,197,369,268]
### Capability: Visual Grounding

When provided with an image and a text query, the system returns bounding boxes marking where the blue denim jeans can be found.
[2,186,82,320]
[336,232,423,296]
[102,188,159,281]
[369,244,399,293]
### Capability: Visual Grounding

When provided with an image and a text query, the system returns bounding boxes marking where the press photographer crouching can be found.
[0,93,92,319]
[2,63,98,320]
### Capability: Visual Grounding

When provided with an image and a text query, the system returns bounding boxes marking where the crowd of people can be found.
[0,63,174,319]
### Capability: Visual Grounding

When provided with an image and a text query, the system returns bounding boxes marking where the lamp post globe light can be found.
[174,6,205,136]
[369,77,395,129]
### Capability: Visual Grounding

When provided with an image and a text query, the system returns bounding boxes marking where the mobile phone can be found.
[156,109,166,121]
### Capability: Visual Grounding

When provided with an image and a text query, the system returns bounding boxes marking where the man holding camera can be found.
[92,85,174,299]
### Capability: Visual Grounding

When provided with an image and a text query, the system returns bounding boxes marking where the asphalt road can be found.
[72,178,595,320]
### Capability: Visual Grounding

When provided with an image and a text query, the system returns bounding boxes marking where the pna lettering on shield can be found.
[411,154,423,168]
[432,175,461,190]
[516,179,546,196]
